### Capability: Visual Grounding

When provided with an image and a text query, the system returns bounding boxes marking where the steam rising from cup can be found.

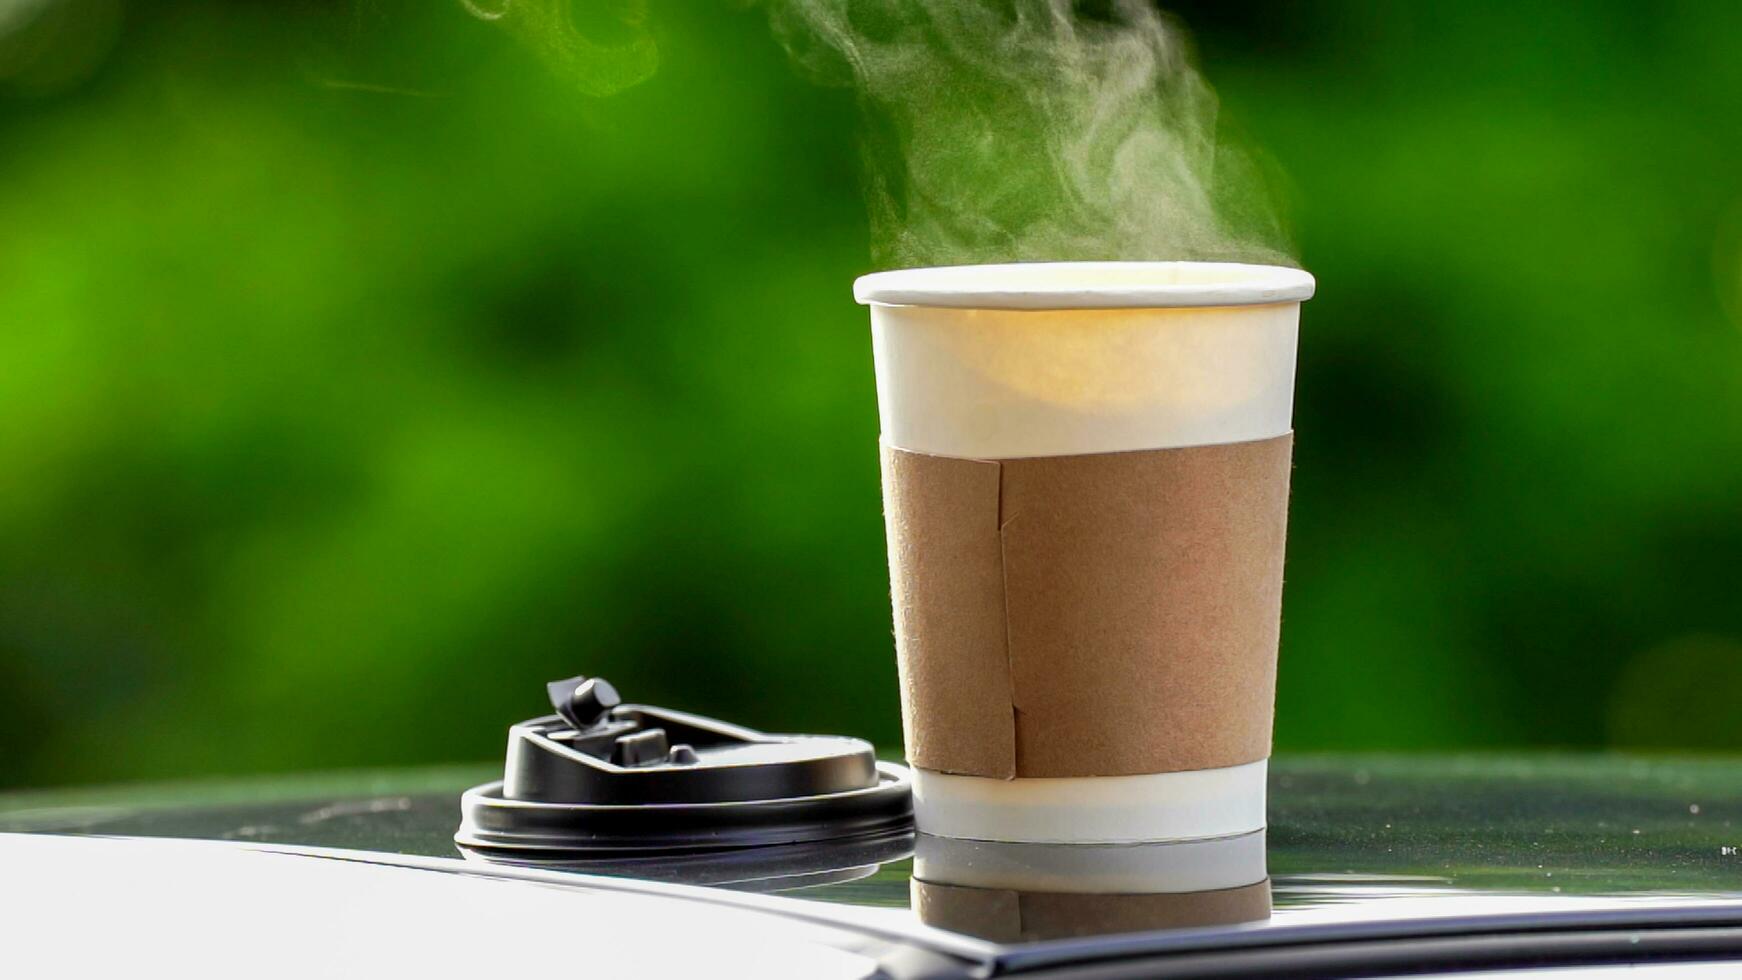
[465,0,1292,266]
[764,0,1293,267]
[462,0,659,97]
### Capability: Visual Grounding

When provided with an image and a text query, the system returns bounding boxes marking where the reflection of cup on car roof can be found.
[912,830,1270,942]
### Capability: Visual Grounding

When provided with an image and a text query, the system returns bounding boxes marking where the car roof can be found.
[4,753,1742,977]
[0,833,932,979]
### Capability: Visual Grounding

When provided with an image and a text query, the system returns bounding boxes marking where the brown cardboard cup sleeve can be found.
[880,434,1292,780]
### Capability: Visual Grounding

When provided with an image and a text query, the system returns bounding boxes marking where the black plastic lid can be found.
[455,674,913,857]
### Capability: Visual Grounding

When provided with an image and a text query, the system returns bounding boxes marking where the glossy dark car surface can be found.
[6,754,1742,977]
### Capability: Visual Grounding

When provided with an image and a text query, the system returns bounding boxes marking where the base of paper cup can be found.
[911,760,1267,844]
[913,829,1267,894]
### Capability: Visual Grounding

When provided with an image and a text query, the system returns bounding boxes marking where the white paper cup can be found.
[856,261,1314,845]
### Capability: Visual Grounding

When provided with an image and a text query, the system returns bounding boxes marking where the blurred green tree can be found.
[1,0,1740,787]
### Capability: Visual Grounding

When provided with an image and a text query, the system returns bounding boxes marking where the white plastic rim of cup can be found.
[856,261,1314,844]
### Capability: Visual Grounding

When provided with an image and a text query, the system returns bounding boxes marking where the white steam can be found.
[766,0,1291,268]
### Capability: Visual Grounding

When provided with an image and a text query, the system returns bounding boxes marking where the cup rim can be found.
[853,260,1315,311]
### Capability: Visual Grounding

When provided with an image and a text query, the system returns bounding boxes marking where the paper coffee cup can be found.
[911,832,1271,941]
[855,261,1314,844]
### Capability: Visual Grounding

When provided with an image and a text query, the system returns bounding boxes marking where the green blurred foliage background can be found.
[3,0,1741,788]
